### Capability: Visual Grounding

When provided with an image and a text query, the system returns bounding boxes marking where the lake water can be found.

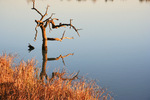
[0,0,150,99]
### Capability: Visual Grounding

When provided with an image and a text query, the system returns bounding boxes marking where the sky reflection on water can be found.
[0,0,150,100]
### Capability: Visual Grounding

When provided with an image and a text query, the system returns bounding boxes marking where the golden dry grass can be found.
[0,53,113,100]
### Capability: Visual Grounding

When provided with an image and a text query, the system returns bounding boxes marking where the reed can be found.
[0,53,113,100]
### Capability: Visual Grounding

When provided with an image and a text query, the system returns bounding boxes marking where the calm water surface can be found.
[0,0,150,100]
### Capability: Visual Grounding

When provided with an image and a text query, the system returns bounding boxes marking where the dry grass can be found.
[0,53,113,100]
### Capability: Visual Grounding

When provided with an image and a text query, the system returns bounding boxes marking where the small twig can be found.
[72,25,80,37]
[70,19,73,29]
[32,0,35,8]
[61,30,66,40]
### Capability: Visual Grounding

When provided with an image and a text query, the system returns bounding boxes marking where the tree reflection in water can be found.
[40,49,79,83]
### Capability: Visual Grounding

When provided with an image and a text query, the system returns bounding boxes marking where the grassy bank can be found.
[0,53,112,100]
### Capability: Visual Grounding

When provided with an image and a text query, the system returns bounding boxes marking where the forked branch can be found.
[32,1,50,21]
[49,19,80,37]
[40,5,49,21]
[32,1,43,17]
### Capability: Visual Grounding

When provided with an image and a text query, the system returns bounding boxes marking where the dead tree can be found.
[31,1,80,51]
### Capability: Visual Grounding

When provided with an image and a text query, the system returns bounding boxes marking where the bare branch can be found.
[32,1,43,17]
[34,24,39,41]
[47,31,74,42]
[71,25,80,37]
[50,19,80,37]
[62,37,74,40]
[40,5,50,21]
[45,5,50,15]
[47,37,61,41]
[43,17,57,28]
[47,37,73,42]
[48,22,52,32]
[61,53,74,58]
[70,19,73,29]
[32,0,35,8]
[43,13,55,22]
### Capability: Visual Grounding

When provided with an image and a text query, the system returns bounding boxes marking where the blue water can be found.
[0,0,150,99]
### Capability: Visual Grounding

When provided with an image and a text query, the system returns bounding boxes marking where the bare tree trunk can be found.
[40,26,47,51]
